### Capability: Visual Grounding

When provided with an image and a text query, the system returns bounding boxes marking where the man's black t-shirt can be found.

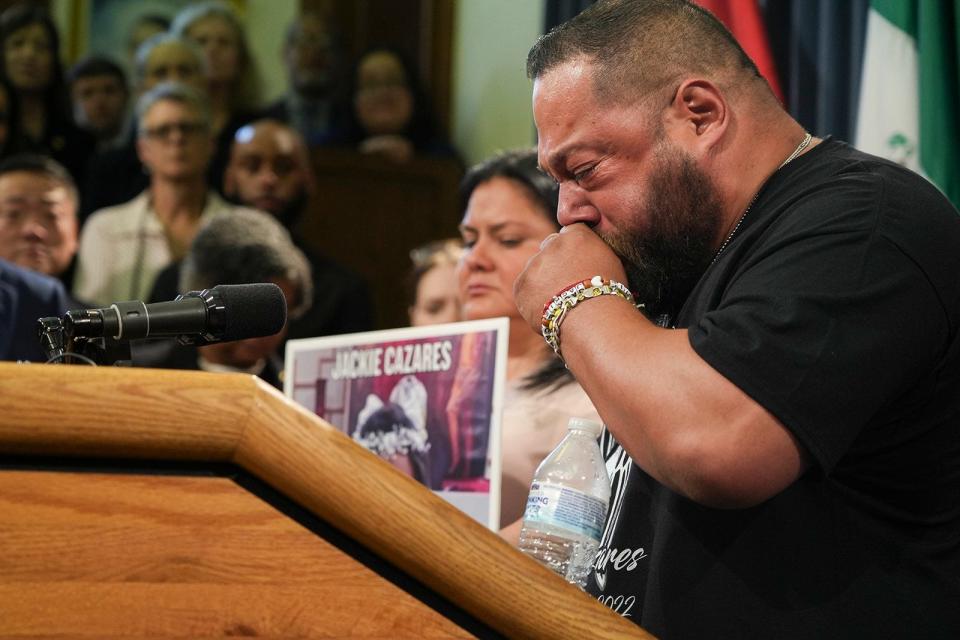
[587,139,960,639]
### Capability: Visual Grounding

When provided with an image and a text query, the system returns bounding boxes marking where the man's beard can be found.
[275,188,309,228]
[599,144,724,320]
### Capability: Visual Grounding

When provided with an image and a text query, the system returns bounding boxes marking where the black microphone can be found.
[62,283,287,345]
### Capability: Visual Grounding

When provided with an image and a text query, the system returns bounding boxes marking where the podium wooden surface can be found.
[0,363,652,639]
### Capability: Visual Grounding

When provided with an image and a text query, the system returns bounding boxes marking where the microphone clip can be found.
[36,315,132,366]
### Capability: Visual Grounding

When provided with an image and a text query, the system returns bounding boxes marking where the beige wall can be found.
[451,0,545,167]
[244,0,297,105]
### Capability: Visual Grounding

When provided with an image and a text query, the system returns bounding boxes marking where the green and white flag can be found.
[855,0,959,210]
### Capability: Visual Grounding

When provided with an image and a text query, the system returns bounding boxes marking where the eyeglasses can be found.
[141,121,208,141]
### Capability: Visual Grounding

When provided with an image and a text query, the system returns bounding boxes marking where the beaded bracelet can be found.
[541,275,641,363]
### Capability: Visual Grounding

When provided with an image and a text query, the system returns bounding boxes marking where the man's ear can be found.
[667,79,728,150]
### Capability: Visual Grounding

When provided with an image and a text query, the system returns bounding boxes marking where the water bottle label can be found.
[522,482,608,541]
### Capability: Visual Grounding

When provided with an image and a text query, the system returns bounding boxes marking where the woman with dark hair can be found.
[0,4,92,182]
[450,148,601,535]
[337,46,459,164]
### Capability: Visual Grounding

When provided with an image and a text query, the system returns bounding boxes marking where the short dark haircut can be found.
[0,153,78,204]
[527,0,763,106]
[459,148,559,228]
[180,209,313,319]
[67,55,128,91]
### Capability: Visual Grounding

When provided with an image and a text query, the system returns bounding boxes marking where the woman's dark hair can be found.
[0,74,21,157]
[459,148,560,227]
[340,45,443,151]
[0,4,71,145]
[460,148,571,391]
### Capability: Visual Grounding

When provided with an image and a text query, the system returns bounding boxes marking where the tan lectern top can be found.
[0,362,652,640]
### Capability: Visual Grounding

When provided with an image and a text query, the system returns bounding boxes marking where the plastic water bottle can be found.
[517,417,610,589]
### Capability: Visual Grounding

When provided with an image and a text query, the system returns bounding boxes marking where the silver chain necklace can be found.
[710,132,813,265]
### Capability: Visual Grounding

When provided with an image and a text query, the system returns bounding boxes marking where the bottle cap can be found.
[567,417,603,437]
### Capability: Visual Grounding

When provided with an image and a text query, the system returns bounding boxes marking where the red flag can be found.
[693,0,784,102]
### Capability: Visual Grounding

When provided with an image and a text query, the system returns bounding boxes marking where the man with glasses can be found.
[74,82,259,306]
[81,34,210,220]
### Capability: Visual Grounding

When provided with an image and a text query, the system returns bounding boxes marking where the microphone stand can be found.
[36,316,132,366]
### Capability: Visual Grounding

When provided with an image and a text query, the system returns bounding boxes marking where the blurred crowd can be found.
[0,1,464,367]
[0,0,603,536]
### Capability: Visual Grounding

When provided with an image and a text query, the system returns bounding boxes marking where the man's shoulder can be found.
[801,139,953,211]
[763,139,958,235]
[0,259,69,314]
[0,259,65,297]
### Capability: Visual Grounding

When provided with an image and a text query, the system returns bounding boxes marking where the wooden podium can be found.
[0,363,651,639]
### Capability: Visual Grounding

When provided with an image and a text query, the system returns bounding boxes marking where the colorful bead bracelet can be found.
[540,275,641,363]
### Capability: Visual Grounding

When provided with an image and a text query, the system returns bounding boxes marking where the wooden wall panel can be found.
[300,0,455,135]
[301,149,463,329]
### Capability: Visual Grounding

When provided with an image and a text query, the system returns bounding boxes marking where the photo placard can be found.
[285,318,509,529]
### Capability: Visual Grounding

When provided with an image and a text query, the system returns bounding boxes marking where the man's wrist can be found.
[540,275,641,364]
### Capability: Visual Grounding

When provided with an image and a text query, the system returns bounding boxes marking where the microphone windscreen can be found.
[214,283,288,342]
